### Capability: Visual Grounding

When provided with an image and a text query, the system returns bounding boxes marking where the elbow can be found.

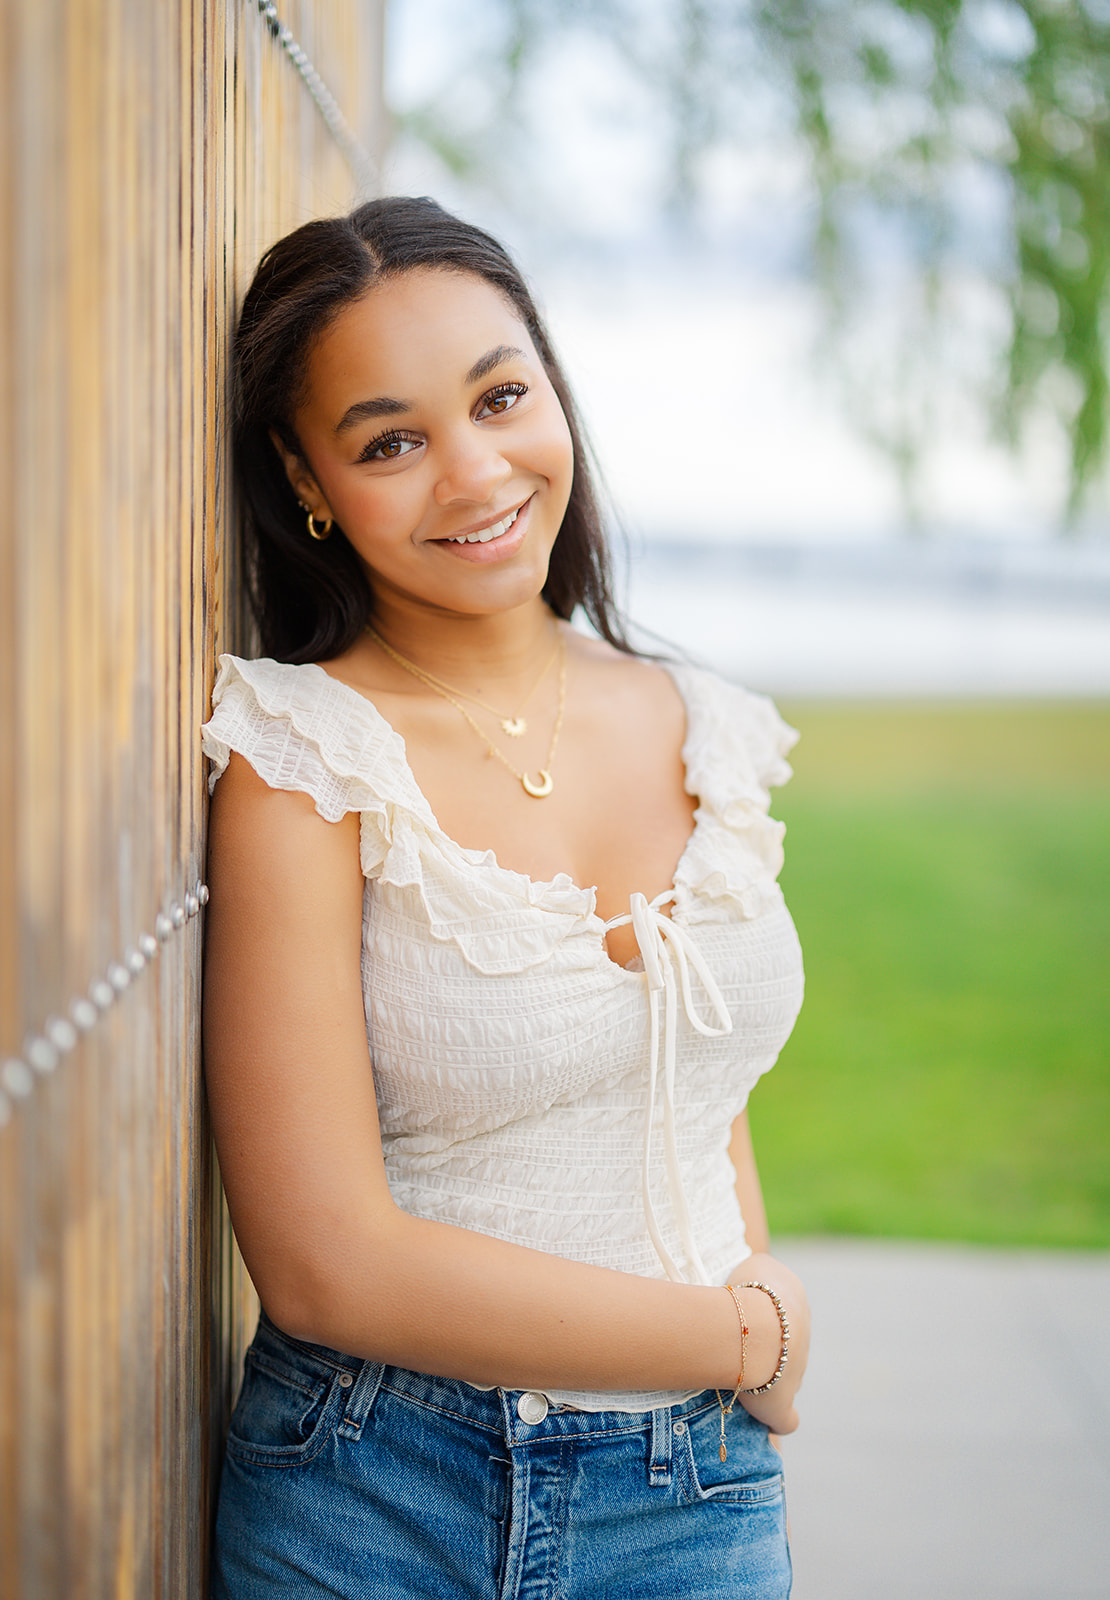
[261,1271,374,1356]
[261,1284,338,1350]
[253,1206,410,1356]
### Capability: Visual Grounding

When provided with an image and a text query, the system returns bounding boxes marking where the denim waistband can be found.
[385,1362,724,1450]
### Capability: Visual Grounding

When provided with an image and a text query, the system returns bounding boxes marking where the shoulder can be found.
[202,655,399,796]
[665,657,798,800]
[201,653,419,875]
[205,652,389,736]
[566,634,797,793]
[564,631,686,732]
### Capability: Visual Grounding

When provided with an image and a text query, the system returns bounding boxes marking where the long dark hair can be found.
[233,195,632,663]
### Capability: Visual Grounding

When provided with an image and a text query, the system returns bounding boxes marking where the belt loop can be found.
[337,1359,385,1440]
[648,1406,672,1487]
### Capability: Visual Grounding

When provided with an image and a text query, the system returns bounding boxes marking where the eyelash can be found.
[356,428,417,465]
[479,381,527,416]
[355,383,529,463]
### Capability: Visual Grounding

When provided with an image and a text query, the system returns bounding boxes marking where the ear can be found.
[268,428,333,517]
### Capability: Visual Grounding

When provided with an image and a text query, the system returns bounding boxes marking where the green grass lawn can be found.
[752,701,1110,1249]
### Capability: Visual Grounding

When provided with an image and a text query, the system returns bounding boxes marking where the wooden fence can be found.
[0,4,384,1593]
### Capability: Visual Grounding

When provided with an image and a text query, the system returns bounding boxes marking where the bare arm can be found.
[728,1110,771,1256]
[203,754,809,1423]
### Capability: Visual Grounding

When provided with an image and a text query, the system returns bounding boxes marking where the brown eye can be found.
[357,430,421,464]
[476,382,527,420]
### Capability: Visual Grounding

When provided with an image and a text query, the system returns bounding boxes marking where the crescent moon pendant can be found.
[521,769,554,798]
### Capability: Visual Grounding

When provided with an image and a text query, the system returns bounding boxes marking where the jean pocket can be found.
[225,1337,346,1468]
[676,1402,786,1508]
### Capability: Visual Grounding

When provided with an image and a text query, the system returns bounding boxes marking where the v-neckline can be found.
[305,655,704,942]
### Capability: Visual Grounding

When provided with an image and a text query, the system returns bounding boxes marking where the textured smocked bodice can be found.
[201,649,804,1410]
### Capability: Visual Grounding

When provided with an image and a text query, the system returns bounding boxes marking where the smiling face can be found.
[276,267,575,624]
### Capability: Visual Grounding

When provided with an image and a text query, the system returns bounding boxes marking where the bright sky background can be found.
[381,0,1092,547]
[379,1,1108,692]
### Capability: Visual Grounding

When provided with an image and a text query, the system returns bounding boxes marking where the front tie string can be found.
[603,891,733,1285]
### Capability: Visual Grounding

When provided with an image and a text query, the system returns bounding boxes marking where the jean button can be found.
[338,1373,354,1389]
[517,1391,549,1424]
[674,1420,686,1435]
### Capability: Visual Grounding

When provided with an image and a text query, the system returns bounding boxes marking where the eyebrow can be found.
[465,344,526,384]
[334,394,408,435]
[333,345,527,435]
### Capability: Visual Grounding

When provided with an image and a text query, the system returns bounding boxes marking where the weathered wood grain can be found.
[0,4,385,1593]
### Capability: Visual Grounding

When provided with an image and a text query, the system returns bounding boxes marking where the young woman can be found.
[202,195,810,1599]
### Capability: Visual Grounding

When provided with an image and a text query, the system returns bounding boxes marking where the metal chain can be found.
[0,881,209,1129]
[1,10,375,1129]
[368,625,562,737]
[253,1,378,194]
[366,627,568,797]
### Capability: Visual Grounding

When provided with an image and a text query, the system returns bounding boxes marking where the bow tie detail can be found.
[603,891,733,1284]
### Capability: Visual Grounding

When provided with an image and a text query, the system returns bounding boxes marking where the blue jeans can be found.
[213,1312,792,1598]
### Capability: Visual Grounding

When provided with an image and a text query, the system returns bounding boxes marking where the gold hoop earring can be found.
[306,508,333,541]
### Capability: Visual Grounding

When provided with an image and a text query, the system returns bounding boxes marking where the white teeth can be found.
[447,508,519,545]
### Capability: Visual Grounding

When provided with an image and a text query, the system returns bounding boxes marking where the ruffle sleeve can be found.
[200,656,597,969]
[666,661,798,920]
[201,654,429,879]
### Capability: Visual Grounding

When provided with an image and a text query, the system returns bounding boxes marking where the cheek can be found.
[338,471,418,535]
[531,406,575,501]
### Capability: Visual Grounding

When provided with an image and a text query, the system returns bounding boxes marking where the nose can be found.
[433,426,513,507]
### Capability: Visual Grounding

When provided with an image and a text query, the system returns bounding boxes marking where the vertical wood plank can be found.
[0,3,386,1593]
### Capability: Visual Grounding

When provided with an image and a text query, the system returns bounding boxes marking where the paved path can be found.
[774,1238,1110,1600]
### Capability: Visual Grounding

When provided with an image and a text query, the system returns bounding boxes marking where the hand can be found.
[727,1252,810,1435]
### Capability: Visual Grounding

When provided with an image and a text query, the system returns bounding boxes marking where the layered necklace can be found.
[366,623,567,799]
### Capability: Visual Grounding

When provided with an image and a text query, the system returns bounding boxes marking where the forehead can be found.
[302,268,535,414]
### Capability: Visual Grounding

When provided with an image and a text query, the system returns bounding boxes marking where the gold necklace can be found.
[366,625,567,799]
[370,629,559,738]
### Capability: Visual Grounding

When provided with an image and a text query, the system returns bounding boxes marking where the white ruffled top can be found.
[202,650,804,1411]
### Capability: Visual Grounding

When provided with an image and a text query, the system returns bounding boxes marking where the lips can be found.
[437,499,529,546]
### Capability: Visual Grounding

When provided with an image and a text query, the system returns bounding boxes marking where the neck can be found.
[368,596,558,689]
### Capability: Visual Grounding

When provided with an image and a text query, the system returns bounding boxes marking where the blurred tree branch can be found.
[391,0,1110,525]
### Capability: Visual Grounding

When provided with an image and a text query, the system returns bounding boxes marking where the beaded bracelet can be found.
[714,1283,748,1462]
[738,1280,790,1394]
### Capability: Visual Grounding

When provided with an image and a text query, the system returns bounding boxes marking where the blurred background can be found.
[380,6,1110,1594]
[381,0,1109,1254]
